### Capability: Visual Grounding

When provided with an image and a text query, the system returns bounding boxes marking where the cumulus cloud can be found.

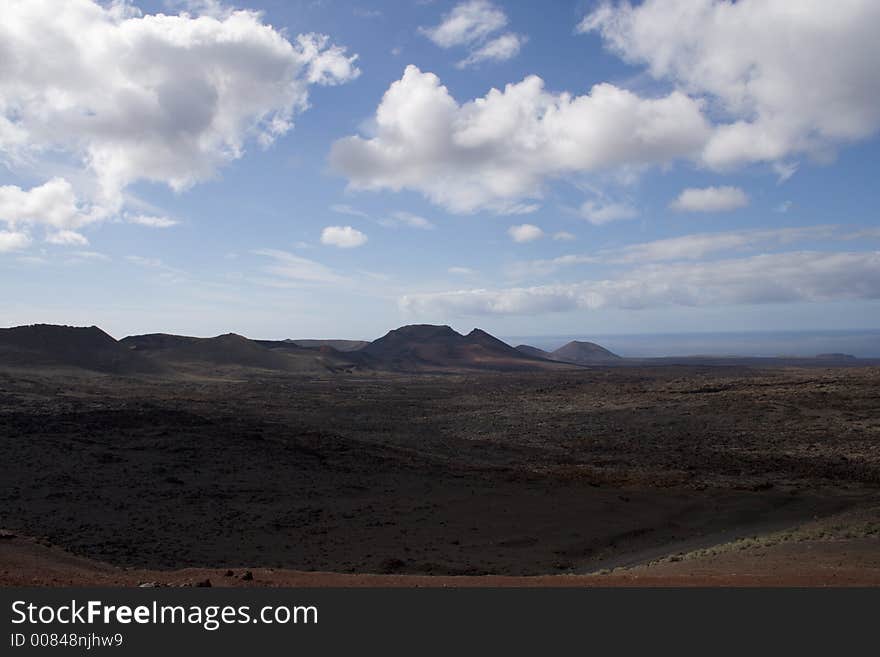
[579,200,638,225]
[580,0,880,170]
[0,0,359,232]
[403,251,880,316]
[0,231,31,253]
[321,225,368,248]
[553,231,576,241]
[330,66,709,213]
[295,33,362,87]
[670,186,749,213]
[508,224,544,243]
[0,178,93,231]
[0,178,103,247]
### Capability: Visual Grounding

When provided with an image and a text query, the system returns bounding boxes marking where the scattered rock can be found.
[224,569,234,577]
[196,579,212,587]
[241,571,253,581]
[137,581,159,588]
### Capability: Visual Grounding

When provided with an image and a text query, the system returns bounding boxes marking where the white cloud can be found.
[507,225,842,278]
[70,251,109,261]
[0,0,358,222]
[381,212,435,230]
[46,230,89,246]
[253,248,345,284]
[0,231,31,253]
[670,186,749,213]
[449,266,477,275]
[403,251,880,316]
[330,204,370,218]
[579,200,638,225]
[330,66,709,214]
[421,1,524,69]
[581,0,880,170]
[506,253,598,279]
[295,33,361,87]
[127,214,179,228]
[0,178,93,231]
[845,228,880,240]
[457,33,526,69]
[773,162,799,184]
[321,225,368,248]
[553,231,576,241]
[508,224,544,243]
[420,0,507,48]
[609,227,832,263]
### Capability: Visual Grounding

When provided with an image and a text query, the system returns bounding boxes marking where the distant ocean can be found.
[501,330,880,359]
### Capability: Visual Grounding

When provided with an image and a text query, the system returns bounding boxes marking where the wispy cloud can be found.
[403,251,880,316]
[252,249,346,284]
[420,0,525,68]
[507,225,858,278]
[379,211,436,230]
[127,214,178,228]
[579,200,637,225]
[330,204,370,219]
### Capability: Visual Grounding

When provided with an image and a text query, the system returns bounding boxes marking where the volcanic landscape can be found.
[1,323,879,586]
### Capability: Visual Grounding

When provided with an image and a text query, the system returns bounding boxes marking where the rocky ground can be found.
[1,364,878,584]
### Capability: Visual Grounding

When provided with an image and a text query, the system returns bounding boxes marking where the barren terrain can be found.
[1,363,878,585]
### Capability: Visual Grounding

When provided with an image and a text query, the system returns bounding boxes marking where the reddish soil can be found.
[2,532,878,587]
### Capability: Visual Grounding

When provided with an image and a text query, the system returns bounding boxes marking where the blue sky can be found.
[1,0,879,340]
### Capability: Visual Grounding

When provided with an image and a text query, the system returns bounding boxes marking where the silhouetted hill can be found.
[123,333,282,368]
[550,340,621,365]
[122,333,360,373]
[0,324,163,374]
[515,344,552,359]
[362,325,571,371]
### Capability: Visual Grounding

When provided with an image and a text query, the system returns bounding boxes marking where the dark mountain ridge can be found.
[0,324,163,374]
[550,340,621,365]
[363,324,571,371]
[121,333,361,373]
[4,324,870,375]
